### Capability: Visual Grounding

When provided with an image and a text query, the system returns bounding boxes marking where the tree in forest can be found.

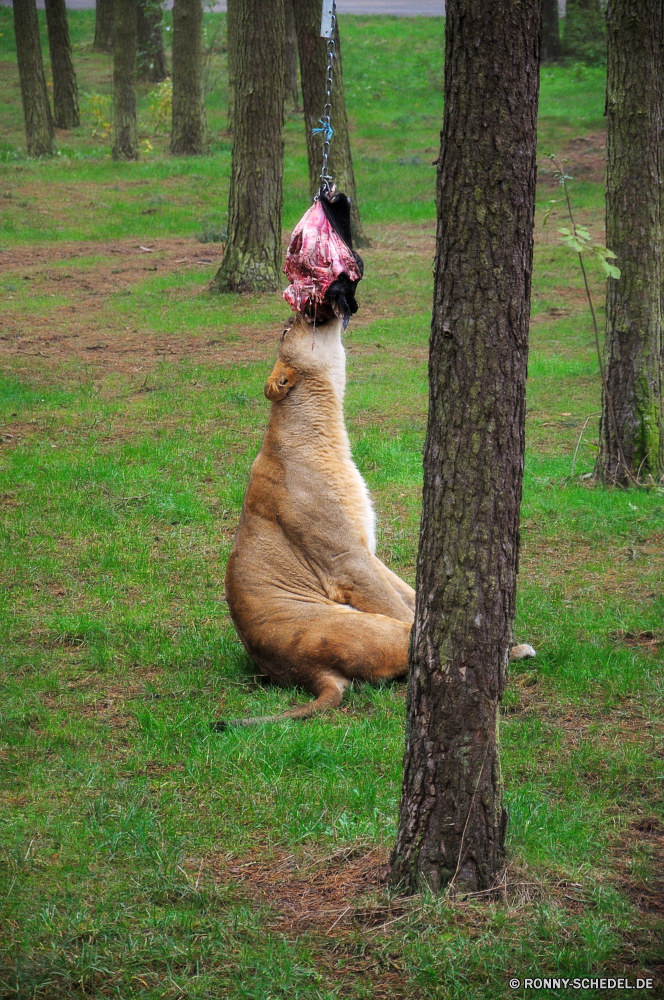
[93,0,114,53]
[137,0,168,83]
[284,0,300,110]
[597,0,663,484]
[292,0,367,246]
[12,0,55,156]
[211,0,285,293]
[44,0,80,129]
[541,0,561,61]
[563,0,605,63]
[112,0,139,161]
[389,0,542,894]
[171,0,207,155]
[225,0,238,132]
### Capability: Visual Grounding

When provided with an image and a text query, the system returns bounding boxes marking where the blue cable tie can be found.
[312,119,334,142]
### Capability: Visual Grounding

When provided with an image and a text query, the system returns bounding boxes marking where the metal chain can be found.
[317,3,336,194]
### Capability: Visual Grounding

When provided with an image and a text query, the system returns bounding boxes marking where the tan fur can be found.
[223,315,534,726]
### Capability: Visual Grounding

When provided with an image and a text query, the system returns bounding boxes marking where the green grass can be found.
[1,12,663,1000]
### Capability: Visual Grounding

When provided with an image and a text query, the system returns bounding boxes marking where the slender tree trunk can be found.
[284,0,300,110]
[563,0,606,63]
[211,0,285,293]
[226,0,238,132]
[293,0,368,247]
[541,0,561,61]
[93,0,114,53]
[171,0,207,154]
[112,0,138,161]
[597,0,663,484]
[12,0,55,156]
[137,0,168,82]
[44,0,80,129]
[389,0,541,895]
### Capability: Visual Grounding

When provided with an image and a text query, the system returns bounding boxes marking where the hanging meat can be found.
[283,190,363,328]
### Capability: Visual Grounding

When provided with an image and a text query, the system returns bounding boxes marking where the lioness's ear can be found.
[265,360,298,402]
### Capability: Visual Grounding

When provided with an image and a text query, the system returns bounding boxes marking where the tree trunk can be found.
[93,0,114,54]
[226,0,238,132]
[112,0,138,161]
[293,0,368,247]
[541,0,561,61]
[137,0,168,82]
[597,0,663,485]
[284,0,299,110]
[171,0,207,155]
[211,0,285,293]
[389,0,541,895]
[44,0,80,129]
[563,0,606,63]
[12,0,55,156]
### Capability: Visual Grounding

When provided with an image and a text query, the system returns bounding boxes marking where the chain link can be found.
[318,3,336,194]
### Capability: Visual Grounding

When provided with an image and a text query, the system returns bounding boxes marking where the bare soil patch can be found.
[614,818,664,914]
[538,131,607,187]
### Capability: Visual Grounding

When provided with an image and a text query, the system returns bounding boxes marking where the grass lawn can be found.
[1,12,663,1000]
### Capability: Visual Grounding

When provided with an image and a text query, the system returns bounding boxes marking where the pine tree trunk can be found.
[563,0,606,63]
[44,0,80,129]
[93,0,114,54]
[597,0,663,485]
[226,0,238,132]
[211,0,285,293]
[12,0,55,156]
[171,0,207,155]
[389,0,541,895]
[137,0,168,82]
[541,0,561,61]
[284,0,299,110]
[292,0,368,247]
[112,0,138,161]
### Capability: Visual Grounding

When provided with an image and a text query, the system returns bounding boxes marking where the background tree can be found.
[112,0,139,161]
[284,0,300,111]
[597,0,663,484]
[44,0,80,129]
[390,0,542,894]
[563,0,605,63]
[292,0,367,246]
[12,0,55,156]
[93,0,114,53]
[137,0,168,82]
[211,0,285,292]
[225,0,238,132]
[171,0,207,155]
[541,0,561,61]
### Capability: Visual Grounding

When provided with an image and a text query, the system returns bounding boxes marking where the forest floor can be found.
[1,11,663,1000]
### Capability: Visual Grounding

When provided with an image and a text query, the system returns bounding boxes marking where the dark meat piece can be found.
[283,191,363,328]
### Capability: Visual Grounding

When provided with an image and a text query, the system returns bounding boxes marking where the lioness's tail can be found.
[213,671,349,730]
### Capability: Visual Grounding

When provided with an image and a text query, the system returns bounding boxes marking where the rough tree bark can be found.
[112,0,139,161]
[389,0,541,894]
[292,0,368,246]
[44,0,80,129]
[541,0,561,61]
[597,0,663,484]
[284,0,300,110]
[211,0,285,293]
[563,0,605,63]
[12,0,55,156]
[171,0,207,155]
[93,0,114,53]
[137,0,168,82]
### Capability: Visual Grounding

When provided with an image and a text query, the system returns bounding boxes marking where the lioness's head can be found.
[265,314,345,403]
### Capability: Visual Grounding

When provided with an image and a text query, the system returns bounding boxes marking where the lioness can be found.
[222,314,533,726]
